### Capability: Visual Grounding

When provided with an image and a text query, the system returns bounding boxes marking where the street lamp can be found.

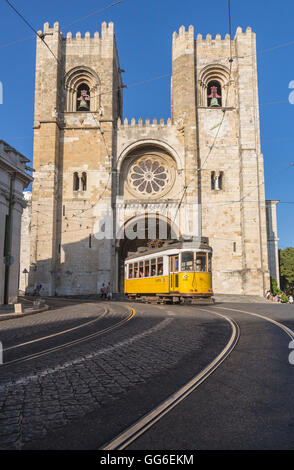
[22,268,28,292]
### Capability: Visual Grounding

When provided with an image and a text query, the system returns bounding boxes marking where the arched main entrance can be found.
[117,214,180,293]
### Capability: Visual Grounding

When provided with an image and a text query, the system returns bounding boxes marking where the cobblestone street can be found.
[0,300,230,449]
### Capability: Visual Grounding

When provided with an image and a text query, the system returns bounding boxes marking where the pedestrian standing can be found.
[289,295,293,304]
[106,282,112,301]
[100,283,107,300]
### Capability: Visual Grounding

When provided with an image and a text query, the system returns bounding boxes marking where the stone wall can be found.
[28,22,273,296]
[29,21,122,296]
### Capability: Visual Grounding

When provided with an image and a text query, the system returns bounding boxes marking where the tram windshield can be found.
[196,253,206,272]
[181,252,193,271]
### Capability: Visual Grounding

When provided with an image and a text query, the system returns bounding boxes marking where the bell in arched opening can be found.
[77,84,91,111]
[207,81,222,107]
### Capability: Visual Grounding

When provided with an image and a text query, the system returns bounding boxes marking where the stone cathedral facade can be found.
[28,20,278,297]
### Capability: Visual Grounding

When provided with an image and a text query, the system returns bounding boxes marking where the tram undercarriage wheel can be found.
[181,297,192,305]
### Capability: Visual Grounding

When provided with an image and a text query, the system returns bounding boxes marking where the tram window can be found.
[158,257,163,275]
[181,252,193,271]
[144,260,150,277]
[196,253,206,272]
[139,261,144,277]
[134,263,139,278]
[170,255,179,272]
[129,264,133,279]
[151,258,157,276]
[208,253,212,272]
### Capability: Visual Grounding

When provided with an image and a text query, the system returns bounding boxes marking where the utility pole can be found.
[3,172,15,305]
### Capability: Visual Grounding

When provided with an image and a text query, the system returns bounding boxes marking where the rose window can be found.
[125,154,176,199]
[128,157,172,197]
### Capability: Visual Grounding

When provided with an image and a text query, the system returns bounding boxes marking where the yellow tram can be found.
[124,238,214,303]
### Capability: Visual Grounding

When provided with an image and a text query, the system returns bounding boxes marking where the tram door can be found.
[169,255,179,293]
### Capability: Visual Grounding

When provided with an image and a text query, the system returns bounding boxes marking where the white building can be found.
[19,191,32,294]
[266,200,280,287]
[0,140,33,304]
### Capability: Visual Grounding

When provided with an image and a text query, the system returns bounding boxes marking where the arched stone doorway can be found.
[117,214,180,293]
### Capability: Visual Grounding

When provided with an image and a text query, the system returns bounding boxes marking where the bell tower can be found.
[171,25,201,236]
[30,21,123,295]
[171,25,269,295]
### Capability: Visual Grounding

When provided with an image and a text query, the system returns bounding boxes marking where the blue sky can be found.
[0,0,293,248]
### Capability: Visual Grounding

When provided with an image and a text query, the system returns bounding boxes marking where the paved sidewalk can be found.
[0,299,49,321]
[213,294,271,304]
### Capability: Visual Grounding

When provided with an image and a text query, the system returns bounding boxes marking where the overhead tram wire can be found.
[2,0,294,66]
[31,154,294,235]
[4,0,60,64]
[171,0,234,228]
[2,7,294,57]
[228,0,233,62]
[4,0,123,64]
[4,3,165,225]
[0,2,293,109]
[200,0,233,173]
[6,1,292,228]
[5,0,121,221]
[63,1,123,28]
[1,1,124,49]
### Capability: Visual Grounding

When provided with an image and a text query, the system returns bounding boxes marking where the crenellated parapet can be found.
[235,25,253,37]
[37,21,114,42]
[172,25,194,43]
[196,26,253,45]
[65,22,114,41]
[117,117,173,129]
[196,32,231,46]
[172,25,194,61]
[116,117,184,171]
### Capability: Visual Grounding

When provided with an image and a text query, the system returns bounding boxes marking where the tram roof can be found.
[125,237,212,261]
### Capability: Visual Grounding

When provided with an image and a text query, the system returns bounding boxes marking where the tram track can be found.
[101,304,294,450]
[101,307,240,450]
[1,306,135,368]
[212,305,294,341]
[3,305,109,353]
